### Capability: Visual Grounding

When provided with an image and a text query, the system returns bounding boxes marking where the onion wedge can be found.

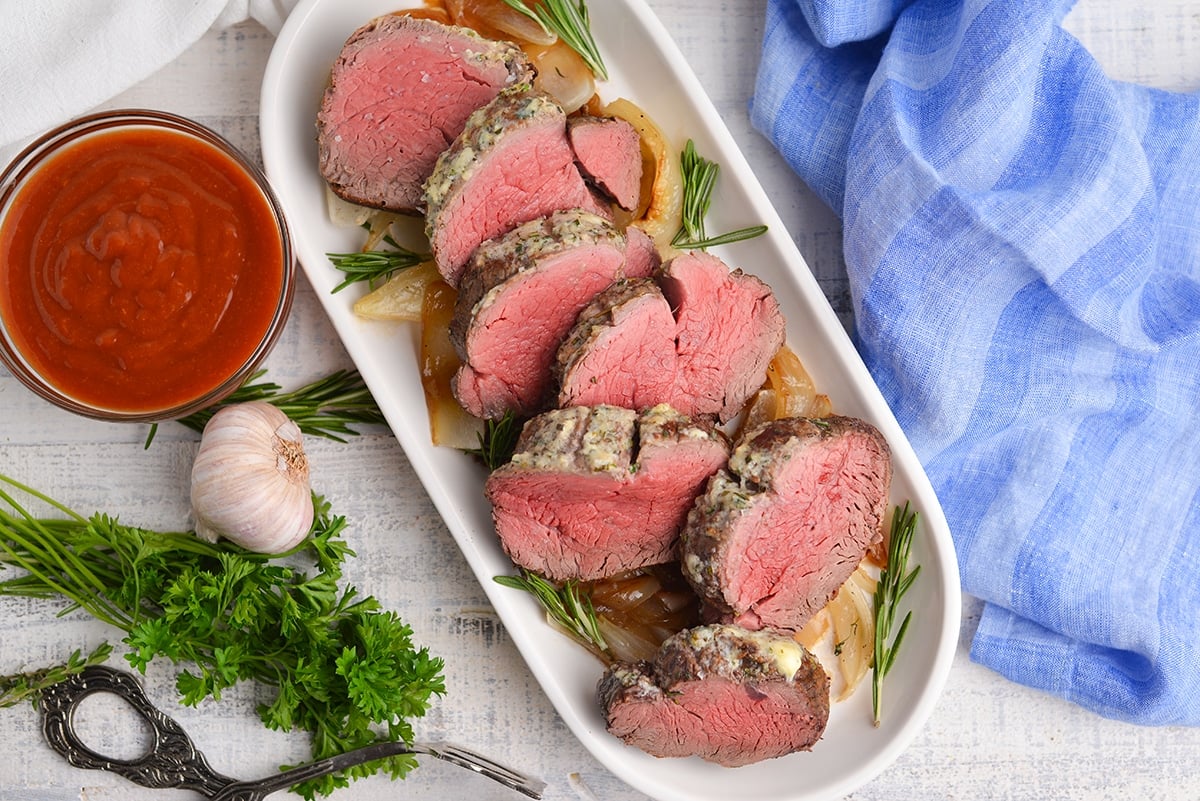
[420,281,485,448]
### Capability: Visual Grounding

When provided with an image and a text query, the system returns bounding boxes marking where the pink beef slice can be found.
[622,224,661,279]
[556,278,677,410]
[449,210,629,420]
[485,404,729,582]
[423,87,597,286]
[567,115,644,212]
[598,624,830,766]
[659,251,786,422]
[680,416,892,631]
[316,15,532,213]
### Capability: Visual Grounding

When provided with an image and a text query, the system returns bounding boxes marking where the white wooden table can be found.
[3,2,1199,799]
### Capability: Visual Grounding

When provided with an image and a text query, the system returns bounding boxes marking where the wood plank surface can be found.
[2,2,1198,800]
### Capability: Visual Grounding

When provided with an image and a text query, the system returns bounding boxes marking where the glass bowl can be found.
[0,109,295,422]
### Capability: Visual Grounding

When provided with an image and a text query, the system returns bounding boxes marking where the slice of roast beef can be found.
[622,224,661,279]
[598,624,830,766]
[424,87,599,286]
[485,404,729,582]
[556,278,677,410]
[660,251,785,422]
[317,15,532,213]
[450,210,628,420]
[680,416,891,631]
[568,115,644,212]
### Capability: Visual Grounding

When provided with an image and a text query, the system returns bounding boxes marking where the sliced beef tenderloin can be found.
[485,404,729,582]
[598,624,830,766]
[556,278,677,410]
[681,416,892,631]
[424,87,598,286]
[317,15,532,213]
[568,115,644,212]
[622,224,661,279]
[660,251,785,422]
[450,210,628,420]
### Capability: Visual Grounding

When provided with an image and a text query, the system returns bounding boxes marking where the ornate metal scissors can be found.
[40,665,545,800]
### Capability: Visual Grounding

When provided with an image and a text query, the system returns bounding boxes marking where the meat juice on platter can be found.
[259,2,960,799]
[314,1,889,766]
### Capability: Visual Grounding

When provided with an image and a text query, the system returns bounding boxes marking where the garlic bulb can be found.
[190,401,314,553]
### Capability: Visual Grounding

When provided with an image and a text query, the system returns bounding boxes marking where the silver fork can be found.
[41,665,546,800]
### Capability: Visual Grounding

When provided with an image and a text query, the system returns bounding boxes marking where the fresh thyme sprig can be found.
[872,501,922,726]
[671,139,768,250]
[327,234,428,293]
[494,569,608,656]
[144,369,386,448]
[503,0,608,80]
[465,410,523,470]
[0,477,445,799]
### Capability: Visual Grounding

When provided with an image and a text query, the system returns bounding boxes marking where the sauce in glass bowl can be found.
[0,110,294,421]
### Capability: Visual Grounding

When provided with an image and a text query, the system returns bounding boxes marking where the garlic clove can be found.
[190,401,315,554]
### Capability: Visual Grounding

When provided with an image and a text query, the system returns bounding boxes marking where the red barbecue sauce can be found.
[0,126,284,413]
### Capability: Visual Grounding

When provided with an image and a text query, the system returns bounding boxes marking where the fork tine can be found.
[419,742,547,799]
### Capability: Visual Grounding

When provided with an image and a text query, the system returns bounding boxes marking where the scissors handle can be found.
[41,664,235,796]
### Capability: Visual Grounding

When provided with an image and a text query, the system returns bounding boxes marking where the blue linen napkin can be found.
[751,0,1200,725]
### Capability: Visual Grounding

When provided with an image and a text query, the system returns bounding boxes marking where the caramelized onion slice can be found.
[768,344,833,419]
[583,564,700,664]
[795,607,831,651]
[525,40,595,114]
[828,566,877,701]
[447,0,557,44]
[325,187,378,228]
[420,281,485,449]
[353,261,440,321]
[589,571,661,612]
[596,616,661,665]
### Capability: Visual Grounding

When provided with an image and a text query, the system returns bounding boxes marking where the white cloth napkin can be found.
[0,0,297,149]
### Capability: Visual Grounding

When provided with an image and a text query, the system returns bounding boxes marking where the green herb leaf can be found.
[0,476,445,799]
[326,234,428,293]
[465,410,523,471]
[146,369,386,447]
[872,501,922,727]
[671,139,768,250]
[0,643,113,708]
[494,569,608,656]
[502,0,608,80]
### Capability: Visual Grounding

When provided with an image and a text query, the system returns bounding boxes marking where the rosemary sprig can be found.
[144,369,386,447]
[503,0,608,80]
[327,234,428,293]
[0,643,114,708]
[494,569,608,656]
[180,369,386,441]
[465,411,523,471]
[671,139,768,250]
[872,501,922,726]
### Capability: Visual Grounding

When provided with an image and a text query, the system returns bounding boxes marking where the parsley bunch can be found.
[0,474,444,799]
